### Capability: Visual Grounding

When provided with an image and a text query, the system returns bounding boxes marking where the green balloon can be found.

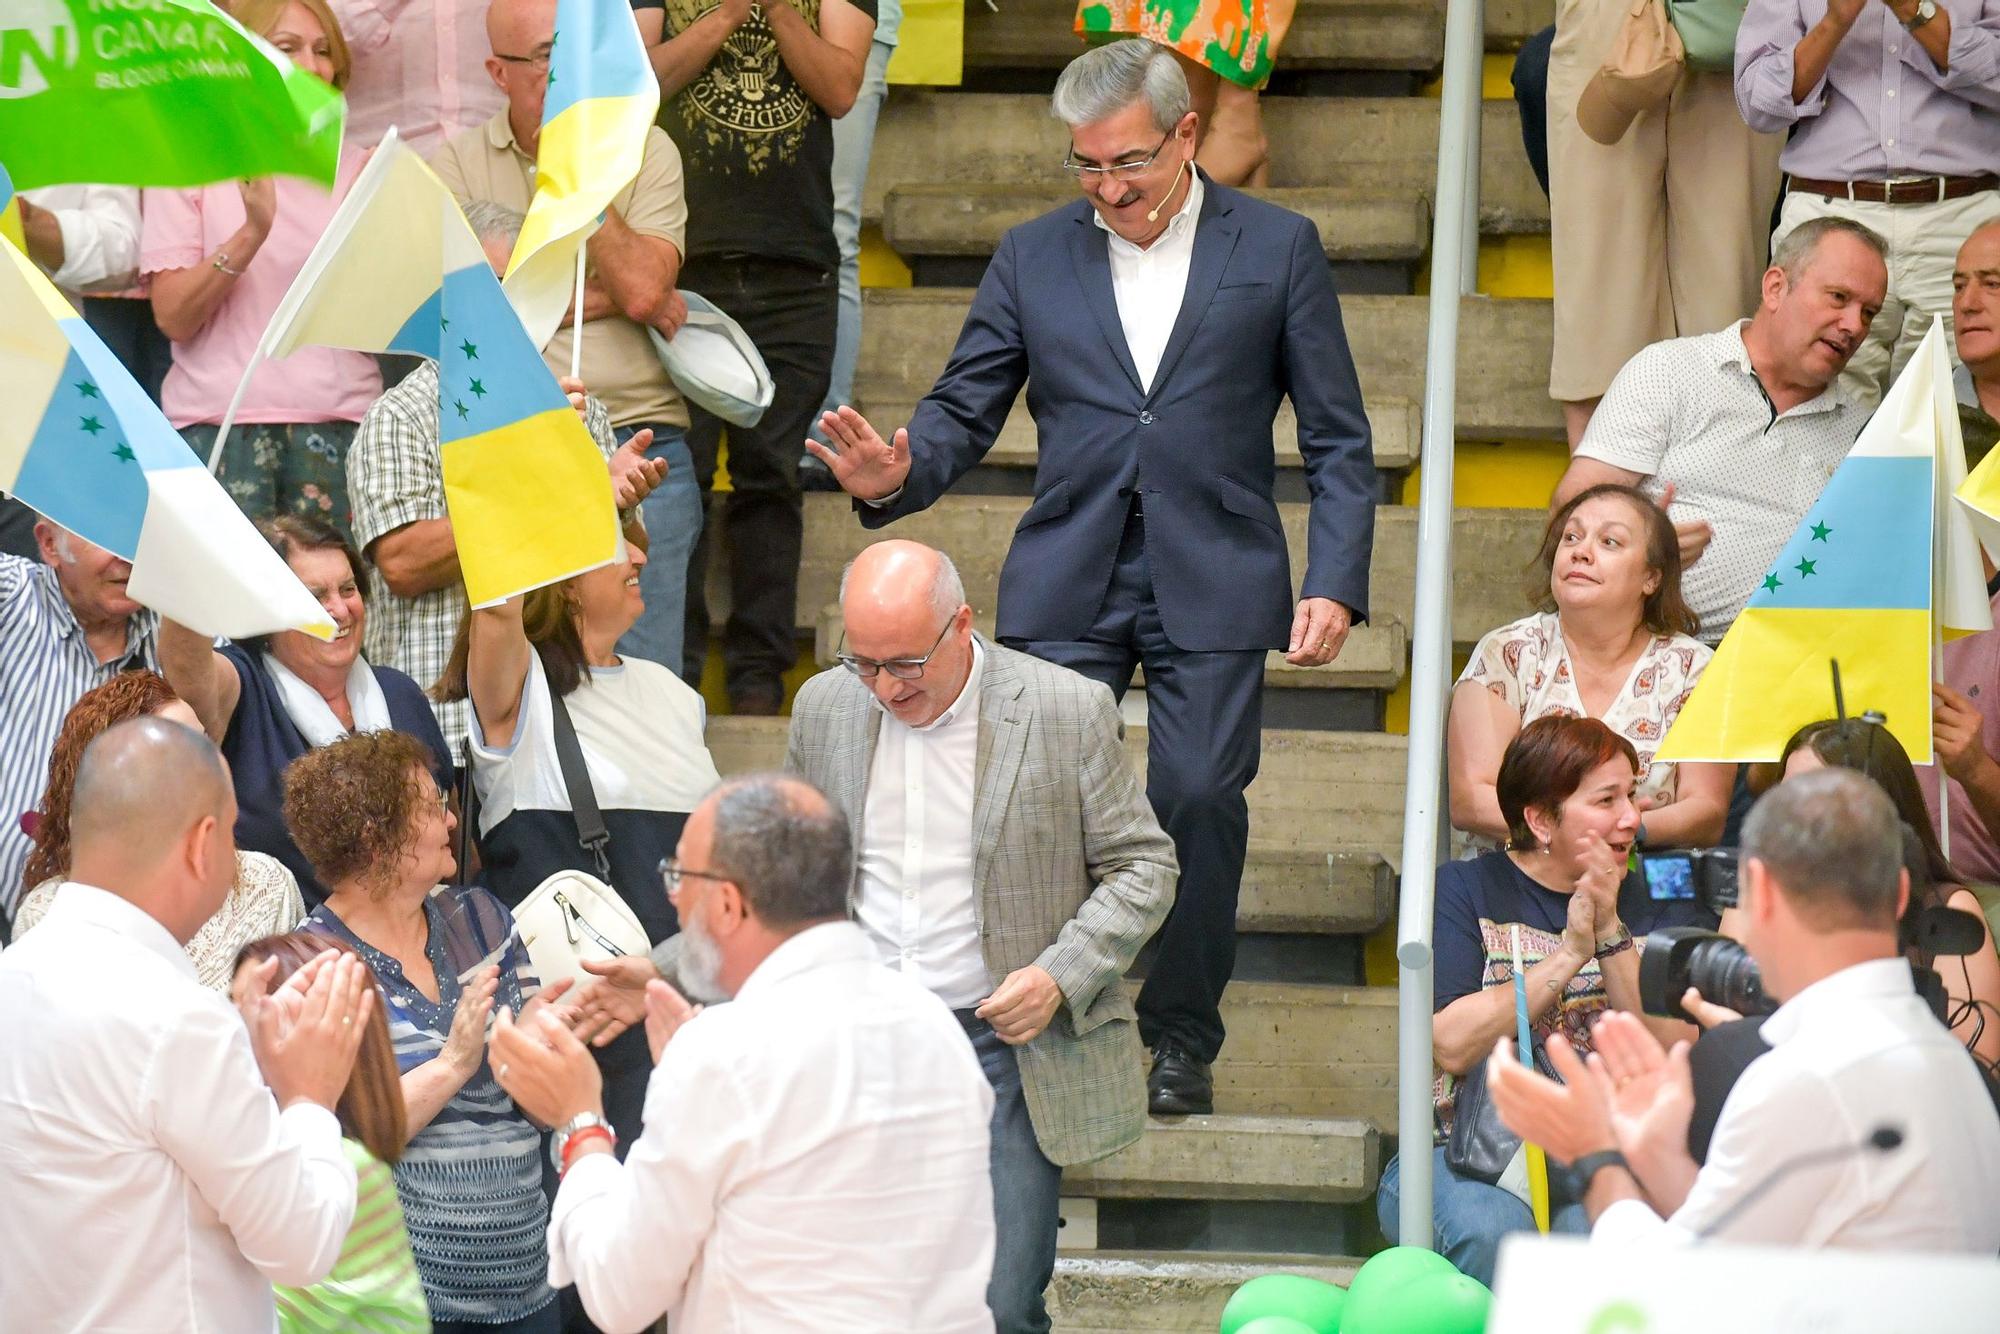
[1342,1269,1493,1334]
[1219,1274,1349,1334]
[1339,1246,1459,1322]
[1233,1319,1319,1334]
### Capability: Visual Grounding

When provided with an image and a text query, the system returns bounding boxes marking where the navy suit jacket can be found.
[860,178,1376,653]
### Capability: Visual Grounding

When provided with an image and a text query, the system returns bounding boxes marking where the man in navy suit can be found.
[808,39,1375,1116]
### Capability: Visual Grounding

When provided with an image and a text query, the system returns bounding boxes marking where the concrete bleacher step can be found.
[866,92,1547,236]
[705,713,1412,865]
[884,182,1430,264]
[1065,1113,1379,1203]
[812,604,1411,691]
[1049,1252,1363,1333]
[1215,984,1396,1127]
[794,492,1548,648]
[965,0,1447,73]
[855,287,1562,442]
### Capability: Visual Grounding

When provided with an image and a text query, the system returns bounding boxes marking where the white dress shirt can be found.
[1594,958,2000,1251]
[1093,167,1205,393]
[856,637,991,1009]
[0,884,356,1332]
[548,921,996,1334]
[20,186,143,294]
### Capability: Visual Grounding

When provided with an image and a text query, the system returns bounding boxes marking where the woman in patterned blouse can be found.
[13,671,304,988]
[1449,483,1732,854]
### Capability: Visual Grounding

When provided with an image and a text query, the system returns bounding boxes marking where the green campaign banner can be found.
[0,0,345,190]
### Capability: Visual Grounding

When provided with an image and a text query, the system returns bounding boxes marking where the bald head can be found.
[70,717,231,870]
[838,541,975,728]
[486,0,555,52]
[841,540,964,623]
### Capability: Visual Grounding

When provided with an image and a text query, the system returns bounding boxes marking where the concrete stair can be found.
[1215,984,1397,1127]
[1050,1252,1363,1332]
[1066,1113,1378,1204]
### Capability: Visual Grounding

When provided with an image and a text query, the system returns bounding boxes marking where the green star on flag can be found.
[111,443,135,463]
[1762,574,1782,593]
[1795,558,1817,578]
[454,399,471,420]
[79,416,104,436]
[440,315,451,332]
[470,379,487,397]
[459,339,478,360]
[1810,522,1832,542]
[75,381,99,399]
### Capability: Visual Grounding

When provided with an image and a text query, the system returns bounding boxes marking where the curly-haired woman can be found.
[12,671,304,989]
[286,731,569,1333]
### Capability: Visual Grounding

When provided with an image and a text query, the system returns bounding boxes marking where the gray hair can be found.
[1743,768,1904,931]
[460,199,526,247]
[707,773,853,929]
[838,545,968,622]
[1050,38,1189,133]
[1772,216,1888,283]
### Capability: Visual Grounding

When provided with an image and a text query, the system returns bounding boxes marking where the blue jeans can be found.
[816,35,896,429]
[614,425,701,678]
[964,1015,1063,1334]
[1374,1146,1589,1288]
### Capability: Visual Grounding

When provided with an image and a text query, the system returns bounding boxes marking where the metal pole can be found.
[1397,0,1486,1252]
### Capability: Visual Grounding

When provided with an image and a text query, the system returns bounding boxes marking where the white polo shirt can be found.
[1576,322,1867,642]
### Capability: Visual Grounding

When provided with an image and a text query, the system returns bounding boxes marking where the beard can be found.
[678,910,725,1001]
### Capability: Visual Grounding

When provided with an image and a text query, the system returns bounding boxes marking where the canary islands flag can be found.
[1658,320,1988,764]
[503,0,659,351]
[0,236,332,640]
[0,164,22,252]
[253,133,620,606]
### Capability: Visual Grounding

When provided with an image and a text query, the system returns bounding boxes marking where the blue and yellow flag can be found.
[1659,321,1988,764]
[0,164,22,252]
[0,235,332,640]
[253,134,620,606]
[504,0,659,351]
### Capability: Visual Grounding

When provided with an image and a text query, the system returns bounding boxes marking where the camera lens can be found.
[1684,937,1769,1016]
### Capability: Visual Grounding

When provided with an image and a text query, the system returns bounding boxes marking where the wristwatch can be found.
[1903,0,1939,29]
[1570,1148,1632,1193]
[1595,924,1635,960]
[549,1111,616,1171]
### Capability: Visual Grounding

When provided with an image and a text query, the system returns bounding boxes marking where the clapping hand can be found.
[806,406,912,502]
[1658,483,1712,569]
[1572,829,1627,946]
[441,965,499,1077]
[571,955,664,1047]
[608,432,668,510]
[244,950,374,1112]
[1934,683,1995,787]
[643,978,702,1064]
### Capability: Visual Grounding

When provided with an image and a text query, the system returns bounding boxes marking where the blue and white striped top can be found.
[0,554,158,915]
[304,885,553,1324]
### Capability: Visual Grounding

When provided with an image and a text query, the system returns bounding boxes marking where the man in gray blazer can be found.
[786,539,1176,1334]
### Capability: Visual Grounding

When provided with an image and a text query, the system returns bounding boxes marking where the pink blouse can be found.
[140,148,382,430]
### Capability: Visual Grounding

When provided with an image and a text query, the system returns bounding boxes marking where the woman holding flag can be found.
[142,0,379,541]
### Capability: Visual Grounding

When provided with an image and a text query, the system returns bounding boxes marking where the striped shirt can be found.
[0,555,159,914]
[276,1139,431,1333]
[304,886,553,1324]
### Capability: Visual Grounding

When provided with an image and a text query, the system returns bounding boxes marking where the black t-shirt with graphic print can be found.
[660,0,878,271]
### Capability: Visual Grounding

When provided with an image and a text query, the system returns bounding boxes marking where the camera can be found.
[1639,927,1777,1022]
[1641,847,1740,913]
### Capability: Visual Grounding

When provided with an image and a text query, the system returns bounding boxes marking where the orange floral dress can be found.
[1075,0,1296,89]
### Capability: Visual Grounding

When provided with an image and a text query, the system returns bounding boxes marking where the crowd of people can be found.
[3,0,2000,1328]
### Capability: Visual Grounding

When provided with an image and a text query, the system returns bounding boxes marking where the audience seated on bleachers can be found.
[1379,716,1712,1285]
[12,672,305,992]
[1451,485,1727,853]
[1547,0,1783,445]
[1737,0,2000,408]
[1552,217,1888,646]
[142,0,381,540]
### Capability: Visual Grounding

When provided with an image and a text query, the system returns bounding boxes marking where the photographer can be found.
[1376,717,1712,1282]
[1489,770,2000,1250]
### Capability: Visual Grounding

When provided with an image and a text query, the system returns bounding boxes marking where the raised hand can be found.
[644,978,701,1065]
[1586,1011,1698,1205]
[1562,878,1599,967]
[248,952,374,1111]
[442,964,500,1077]
[1573,829,1626,943]
[805,406,912,502]
[570,955,662,1047]
[238,178,277,244]
[608,433,668,510]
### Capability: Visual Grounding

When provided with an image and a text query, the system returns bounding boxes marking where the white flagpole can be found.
[207,345,266,474]
[569,240,586,382]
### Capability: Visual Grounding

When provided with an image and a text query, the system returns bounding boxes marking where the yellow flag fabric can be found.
[1659,322,1983,763]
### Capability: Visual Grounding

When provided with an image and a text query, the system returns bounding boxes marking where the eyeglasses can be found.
[835,619,954,680]
[494,47,553,73]
[1062,131,1173,181]
[658,858,731,896]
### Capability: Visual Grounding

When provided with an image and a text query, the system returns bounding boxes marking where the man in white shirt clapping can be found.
[492,772,997,1334]
[1489,767,2000,1252]
[0,717,372,1332]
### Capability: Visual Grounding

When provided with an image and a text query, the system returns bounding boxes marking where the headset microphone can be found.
[1147,159,1189,224]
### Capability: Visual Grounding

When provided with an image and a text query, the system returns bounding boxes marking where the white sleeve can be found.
[145,999,357,1286]
[1572,346,1676,478]
[548,1026,754,1331]
[31,187,142,293]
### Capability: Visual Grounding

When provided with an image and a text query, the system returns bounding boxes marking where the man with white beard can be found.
[491,773,997,1334]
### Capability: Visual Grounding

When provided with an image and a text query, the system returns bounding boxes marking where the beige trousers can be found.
[1546,0,1786,402]
[1772,189,2000,411]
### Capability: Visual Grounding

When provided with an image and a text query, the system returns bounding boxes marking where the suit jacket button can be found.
[1139,410,1155,425]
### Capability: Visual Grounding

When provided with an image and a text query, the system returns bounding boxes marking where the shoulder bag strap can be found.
[454,736,480,887]
[548,686,613,880]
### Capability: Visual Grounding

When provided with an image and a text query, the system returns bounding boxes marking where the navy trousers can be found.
[1010,500,1264,1063]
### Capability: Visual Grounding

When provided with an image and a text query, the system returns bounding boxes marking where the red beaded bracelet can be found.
[560,1126,615,1176]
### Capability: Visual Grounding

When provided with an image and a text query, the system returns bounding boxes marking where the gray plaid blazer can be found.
[785,640,1177,1167]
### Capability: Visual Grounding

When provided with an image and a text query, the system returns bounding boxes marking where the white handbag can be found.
[511,868,649,990]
